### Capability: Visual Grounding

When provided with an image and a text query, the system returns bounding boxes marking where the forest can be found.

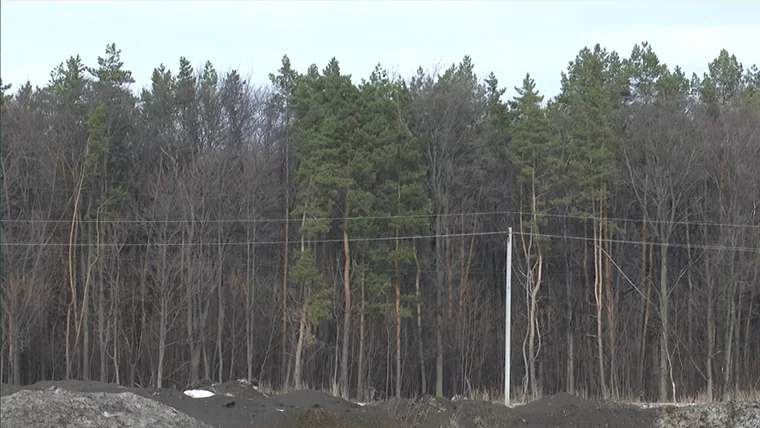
[1,41,759,405]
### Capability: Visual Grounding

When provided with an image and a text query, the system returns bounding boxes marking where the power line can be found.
[3,208,760,231]
[1,230,506,248]
[3,229,760,253]
[524,231,760,254]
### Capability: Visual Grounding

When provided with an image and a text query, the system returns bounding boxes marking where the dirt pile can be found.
[511,392,658,428]
[250,390,406,428]
[655,401,760,428]
[272,389,359,410]
[375,395,519,428]
[375,395,454,427]
[0,388,211,428]
[148,384,276,427]
[252,406,408,428]
[9,380,759,428]
[452,399,525,428]
[212,379,268,400]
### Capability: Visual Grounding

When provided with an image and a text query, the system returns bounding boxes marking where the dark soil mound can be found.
[272,389,359,411]
[149,386,278,427]
[453,399,522,428]
[251,406,408,428]
[0,388,210,428]
[374,395,457,428]
[375,395,519,428]
[212,379,267,400]
[514,392,658,428]
[517,391,591,412]
[374,393,657,428]
[248,390,406,428]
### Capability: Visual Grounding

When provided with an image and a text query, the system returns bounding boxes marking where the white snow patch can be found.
[356,402,368,407]
[183,389,215,398]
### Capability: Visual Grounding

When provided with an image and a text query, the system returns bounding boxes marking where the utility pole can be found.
[504,227,513,407]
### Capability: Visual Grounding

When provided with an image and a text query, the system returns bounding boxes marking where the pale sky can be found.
[2,1,759,99]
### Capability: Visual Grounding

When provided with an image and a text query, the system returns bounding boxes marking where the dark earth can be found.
[2,380,758,427]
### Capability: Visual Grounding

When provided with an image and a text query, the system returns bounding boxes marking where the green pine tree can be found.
[557,44,629,400]
[508,73,559,399]
[290,58,362,399]
[359,63,430,399]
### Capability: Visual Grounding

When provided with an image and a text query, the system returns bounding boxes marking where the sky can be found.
[2,1,759,99]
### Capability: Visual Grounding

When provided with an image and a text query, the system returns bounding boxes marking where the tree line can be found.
[2,42,759,403]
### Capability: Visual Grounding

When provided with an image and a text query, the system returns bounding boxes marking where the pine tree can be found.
[557,44,629,399]
[508,73,559,399]
[290,58,361,398]
[0,79,12,109]
[269,55,299,389]
[175,56,200,156]
[360,63,430,399]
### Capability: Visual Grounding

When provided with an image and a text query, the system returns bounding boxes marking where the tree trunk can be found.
[528,254,542,398]
[445,229,453,322]
[706,255,714,401]
[217,271,224,383]
[639,173,648,396]
[435,210,445,397]
[217,228,225,384]
[203,343,210,381]
[564,222,574,394]
[357,273,366,402]
[10,316,20,385]
[413,241,427,395]
[394,227,402,399]
[157,291,167,389]
[66,166,85,381]
[293,286,308,390]
[98,225,107,383]
[340,203,352,400]
[603,195,615,398]
[282,116,290,390]
[83,254,91,381]
[685,221,695,390]
[184,230,201,385]
[111,266,121,385]
[229,303,237,382]
[582,220,592,394]
[457,214,477,395]
[445,225,454,395]
[723,263,737,399]
[527,179,542,399]
[246,223,256,384]
[594,214,607,399]
[79,217,97,382]
[743,253,759,390]
[659,234,670,402]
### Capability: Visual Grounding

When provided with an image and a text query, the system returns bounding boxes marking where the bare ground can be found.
[2,381,759,427]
